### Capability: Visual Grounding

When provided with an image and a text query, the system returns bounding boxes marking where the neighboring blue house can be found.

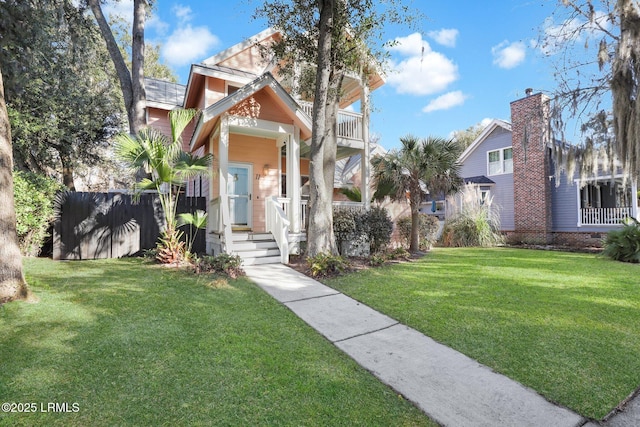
[444,91,639,247]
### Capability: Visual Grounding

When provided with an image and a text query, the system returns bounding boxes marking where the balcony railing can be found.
[580,207,633,226]
[299,101,363,141]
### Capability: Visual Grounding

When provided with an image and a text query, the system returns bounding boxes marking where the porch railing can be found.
[274,197,366,233]
[580,207,633,226]
[266,196,290,263]
[299,101,363,141]
[209,196,233,253]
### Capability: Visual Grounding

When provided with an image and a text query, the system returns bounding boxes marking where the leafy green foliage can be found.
[338,186,362,202]
[333,206,393,255]
[385,246,411,261]
[333,207,369,255]
[178,209,208,256]
[372,135,462,251]
[197,253,244,278]
[116,109,212,264]
[397,214,439,251]
[307,253,350,277]
[13,171,63,256]
[601,217,640,263]
[367,206,394,253]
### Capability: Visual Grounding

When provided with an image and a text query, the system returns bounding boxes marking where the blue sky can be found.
[107,1,585,150]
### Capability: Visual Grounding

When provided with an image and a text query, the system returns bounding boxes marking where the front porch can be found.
[576,177,639,227]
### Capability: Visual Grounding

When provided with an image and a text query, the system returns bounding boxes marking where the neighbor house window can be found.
[488,147,513,175]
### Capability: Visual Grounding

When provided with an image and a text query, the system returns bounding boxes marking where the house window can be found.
[488,147,513,175]
[226,84,241,96]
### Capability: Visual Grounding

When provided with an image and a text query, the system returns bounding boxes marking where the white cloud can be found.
[386,33,459,96]
[428,28,459,48]
[491,40,526,69]
[172,5,193,23]
[162,26,220,66]
[103,0,133,22]
[422,91,467,113]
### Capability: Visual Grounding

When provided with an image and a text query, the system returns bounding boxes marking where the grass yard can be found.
[0,258,434,427]
[323,247,640,420]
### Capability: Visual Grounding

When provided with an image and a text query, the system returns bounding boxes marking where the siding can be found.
[460,127,515,231]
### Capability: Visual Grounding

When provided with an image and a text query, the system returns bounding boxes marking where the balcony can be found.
[298,101,364,158]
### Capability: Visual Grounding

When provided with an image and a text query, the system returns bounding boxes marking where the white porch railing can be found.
[266,196,290,263]
[274,198,365,233]
[299,101,363,141]
[580,207,633,226]
[209,196,233,253]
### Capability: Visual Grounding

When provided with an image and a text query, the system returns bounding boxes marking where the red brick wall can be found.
[510,92,552,244]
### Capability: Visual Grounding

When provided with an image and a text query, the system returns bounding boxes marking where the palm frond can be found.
[169,108,199,144]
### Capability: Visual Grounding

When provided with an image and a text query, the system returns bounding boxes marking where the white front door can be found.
[228,163,252,229]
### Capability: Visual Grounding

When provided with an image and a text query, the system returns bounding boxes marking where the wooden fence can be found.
[53,192,206,260]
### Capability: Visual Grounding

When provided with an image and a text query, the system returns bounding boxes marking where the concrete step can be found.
[241,255,282,266]
[232,232,273,242]
[233,240,279,251]
[233,248,281,259]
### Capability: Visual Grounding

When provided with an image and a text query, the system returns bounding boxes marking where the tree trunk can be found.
[410,207,420,253]
[131,0,147,134]
[88,0,146,135]
[61,154,76,191]
[0,69,33,305]
[307,0,338,257]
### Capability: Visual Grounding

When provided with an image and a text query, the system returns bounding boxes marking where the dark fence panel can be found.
[53,192,206,260]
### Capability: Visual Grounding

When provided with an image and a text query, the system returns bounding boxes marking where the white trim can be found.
[459,119,512,163]
[225,81,242,96]
[486,146,513,176]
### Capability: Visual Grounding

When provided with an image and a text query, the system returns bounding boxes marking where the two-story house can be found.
[146,28,384,264]
[450,91,639,247]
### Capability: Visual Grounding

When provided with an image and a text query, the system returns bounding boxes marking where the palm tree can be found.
[116,108,213,264]
[372,135,463,252]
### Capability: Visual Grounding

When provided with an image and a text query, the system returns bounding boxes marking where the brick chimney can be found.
[510,91,552,244]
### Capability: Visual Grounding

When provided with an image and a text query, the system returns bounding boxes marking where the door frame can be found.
[228,162,253,230]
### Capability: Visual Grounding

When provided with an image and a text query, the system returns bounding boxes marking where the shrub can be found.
[366,206,393,253]
[13,171,64,256]
[306,253,350,277]
[333,207,369,256]
[368,253,386,267]
[386,246,411,261]
[197,253,244,278]
[601,218,640,263]
[396,214,440,250]
[441,184,504,248]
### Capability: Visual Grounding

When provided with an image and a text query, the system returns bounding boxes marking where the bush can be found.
[368,253,386,267]
[306,253,350,277]
[601,218,640,263]
[366,206,393,253]
[396,214,440,250]
[333,208,369,255]
[333,206,393,255]
[13,171,64,256]
[197,253,244,278]
[386,246,411,261]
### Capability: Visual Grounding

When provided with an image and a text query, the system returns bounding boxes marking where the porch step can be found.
[231,232,281,266]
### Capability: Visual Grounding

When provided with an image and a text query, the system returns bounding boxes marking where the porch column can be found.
[218,114,232,253]
[360,74,371,210]
[287,128,301,233]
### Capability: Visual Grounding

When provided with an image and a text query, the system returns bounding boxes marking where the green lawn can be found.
[0,258,434,427]
[323,247,640,420]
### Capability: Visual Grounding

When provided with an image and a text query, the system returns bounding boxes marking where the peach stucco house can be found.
[146,28,385,264]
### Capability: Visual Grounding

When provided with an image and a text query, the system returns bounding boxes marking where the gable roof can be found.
[190,72,312,150]
[202,28,280,68]
[458,119,512,163]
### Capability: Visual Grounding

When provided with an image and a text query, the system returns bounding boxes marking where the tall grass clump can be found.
[441,184,504,247]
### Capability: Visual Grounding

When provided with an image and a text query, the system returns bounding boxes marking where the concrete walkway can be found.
[245,263,593,426]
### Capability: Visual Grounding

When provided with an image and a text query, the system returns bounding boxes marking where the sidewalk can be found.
[245,263,589,427]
